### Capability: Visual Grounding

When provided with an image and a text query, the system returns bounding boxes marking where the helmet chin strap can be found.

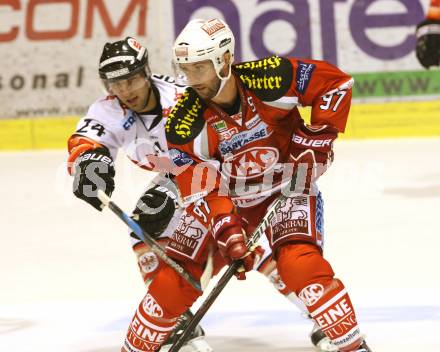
[213,78,228,99]
[213,64,232,99]
[138,79,154,112]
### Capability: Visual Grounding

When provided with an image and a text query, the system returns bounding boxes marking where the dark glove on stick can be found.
[73,147,115,211]
[132,186,176,238]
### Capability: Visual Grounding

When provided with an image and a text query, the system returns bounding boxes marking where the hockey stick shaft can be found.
[168,193,287,351]
[97,190,202,292]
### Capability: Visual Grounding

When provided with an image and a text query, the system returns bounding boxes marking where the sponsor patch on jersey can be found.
[234,56,293,101]
[169,148,194,167]
[219,127,239,141]
[212,120,227,132]
[167,213,207,258]
[245,114,262,129]
[122,111,136,130]
[218,123,272,154]
[271,196,313,245]
[296,61,316,94]
[165,89,206,145]
[230,112,242,124]
[183,191,208,206]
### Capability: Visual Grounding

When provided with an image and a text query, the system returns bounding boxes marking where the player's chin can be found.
[196,88,215,100]
[125,99,143,111]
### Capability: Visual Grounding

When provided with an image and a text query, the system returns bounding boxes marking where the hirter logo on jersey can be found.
[165,90,206,145]
[222,147,279,180]
[296,61,316,94]
[234,56,293,101]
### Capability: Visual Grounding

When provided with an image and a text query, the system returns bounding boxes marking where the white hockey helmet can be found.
[172,18,235,82]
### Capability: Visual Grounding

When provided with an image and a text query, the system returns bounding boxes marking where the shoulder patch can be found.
[165,88,206,145]
[233,56,293,101]
[295,61,315,94]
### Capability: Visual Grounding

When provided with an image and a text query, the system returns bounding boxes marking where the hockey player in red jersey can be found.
[120,18,372,352]
[68,37,334,351]
[416,0,440,68]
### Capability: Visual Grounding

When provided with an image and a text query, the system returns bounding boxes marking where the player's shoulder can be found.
[87,94,126,122]
[165,88,207,145]
[151,73,186,94]
[151,73,186,111]
[233,55,294,101]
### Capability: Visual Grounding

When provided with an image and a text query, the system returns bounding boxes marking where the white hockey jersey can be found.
[70,74,185,171]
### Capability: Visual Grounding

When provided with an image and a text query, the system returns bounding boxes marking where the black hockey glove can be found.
[72,147,115,211]
[416,19,440,68]
[132,186,176,238]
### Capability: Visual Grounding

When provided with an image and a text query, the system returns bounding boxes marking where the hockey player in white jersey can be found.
[67,37,211,352]
[67,37,336,352]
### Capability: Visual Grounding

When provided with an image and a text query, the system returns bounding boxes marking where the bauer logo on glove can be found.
[72,147,115,211]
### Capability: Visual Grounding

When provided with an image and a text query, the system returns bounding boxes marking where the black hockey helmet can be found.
[99,37,151,81]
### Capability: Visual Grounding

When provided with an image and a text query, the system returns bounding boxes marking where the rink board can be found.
[1,100,439,150]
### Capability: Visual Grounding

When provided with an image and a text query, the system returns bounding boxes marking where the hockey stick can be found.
[168,192,287,352]
[97,190,204,292]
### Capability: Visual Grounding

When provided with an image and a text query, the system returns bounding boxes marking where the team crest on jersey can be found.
[234,56,292,101]
[222,147,279,180]
[138,252,159,274]
[165,88,206,145]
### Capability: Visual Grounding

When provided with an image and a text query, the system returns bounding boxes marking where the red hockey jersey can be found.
[165,56,353,225]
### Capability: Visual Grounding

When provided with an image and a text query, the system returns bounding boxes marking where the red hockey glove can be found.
[211,214,263,280]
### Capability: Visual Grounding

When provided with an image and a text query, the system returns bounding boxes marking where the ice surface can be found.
[1,138,439,351]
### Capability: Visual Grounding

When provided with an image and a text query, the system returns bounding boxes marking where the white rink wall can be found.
[0,0,432,118]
